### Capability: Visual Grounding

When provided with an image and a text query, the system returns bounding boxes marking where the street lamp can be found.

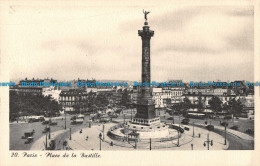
[103,124,105,141]
[63,140,67,150]
[99,133,102,151]
[224,123,228,145]
[49,127,51,139]
[131,105,133,121]
[64,109,67,130]
[45,132,48,150]
[177,113,180,147]
[70,128,71,140]
[150,138,152,150]
[193,121,195,138]
[203,133,213,150]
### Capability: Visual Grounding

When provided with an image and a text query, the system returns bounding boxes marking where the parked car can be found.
[24,137,34,144]
[181,118,190,125]
[99,118,110,123]
[70,116,77,121]
[206,125,214,131]
[42,121,49,125]
[184,127,190,131]
[49,122,58,126]
[109,114,118,118]
[170,125,184,133]
[224,116,232,120]
[230,125,239,130]
[220,122,229,127]
[167,117,174,120]
[21,130,35,139]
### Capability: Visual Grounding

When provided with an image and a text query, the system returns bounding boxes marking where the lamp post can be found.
[69,128,71,140]
[103,124,105,141]
[177,113,180,147]
[99,133,102,151]
[203,133,213,150]
[45,132,48,150]
[134,137,137,149]
[193,121,195,138]
[64,110,67,130]
[224,124,227,145]
[131,106,133,121]
[150,138,152,150]
[49,127,51,139]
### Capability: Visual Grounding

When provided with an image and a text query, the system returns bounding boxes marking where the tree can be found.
[95,93,109,107]
[208,96,222,114]
[9,91,61,121]
[175,97,192,116]
[182,97,192,110]
[196,94,204,112]
[227,98,243,121]
[120,89,130,107]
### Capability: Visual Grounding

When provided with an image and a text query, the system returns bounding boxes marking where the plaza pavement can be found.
[66,122,229,150]
[193,123,254,141]
[31,129,68,150]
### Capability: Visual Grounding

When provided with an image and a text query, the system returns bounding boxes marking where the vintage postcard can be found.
[0,0,259,166]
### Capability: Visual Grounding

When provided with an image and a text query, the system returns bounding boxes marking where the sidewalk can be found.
[195,123,254,141]
[9,120,28,124]
[67,122,228,150]
[30,129,68,150]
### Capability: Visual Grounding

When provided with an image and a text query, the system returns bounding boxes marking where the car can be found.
[224,116,232,120]
[170,125,184,133]
[99,118,110,123]
[206,125,214,131]
[184,127,190,131]
[167,117,174,120]
[109,114,118,118]
[230,125,239,130]
[181,118,190,125]
[49,122,58,126]
[21,130,35,139]
[220,122,229,127]
[24,137,34,144]
[42,121,49,125]
[70,116,77,121]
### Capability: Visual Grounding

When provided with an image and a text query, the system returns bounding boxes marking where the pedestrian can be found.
[198,133,201,138]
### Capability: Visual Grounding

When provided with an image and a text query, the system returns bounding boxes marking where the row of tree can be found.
[170,96,243,118]
[9,91,61,121]
[68,89,131,113]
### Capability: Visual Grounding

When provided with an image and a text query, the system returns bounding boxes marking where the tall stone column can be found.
[135,22,156,120]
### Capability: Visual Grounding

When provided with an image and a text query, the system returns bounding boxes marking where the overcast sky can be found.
[3,3,254,82]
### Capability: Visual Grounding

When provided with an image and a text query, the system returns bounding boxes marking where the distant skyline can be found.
[4,4,254,82]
